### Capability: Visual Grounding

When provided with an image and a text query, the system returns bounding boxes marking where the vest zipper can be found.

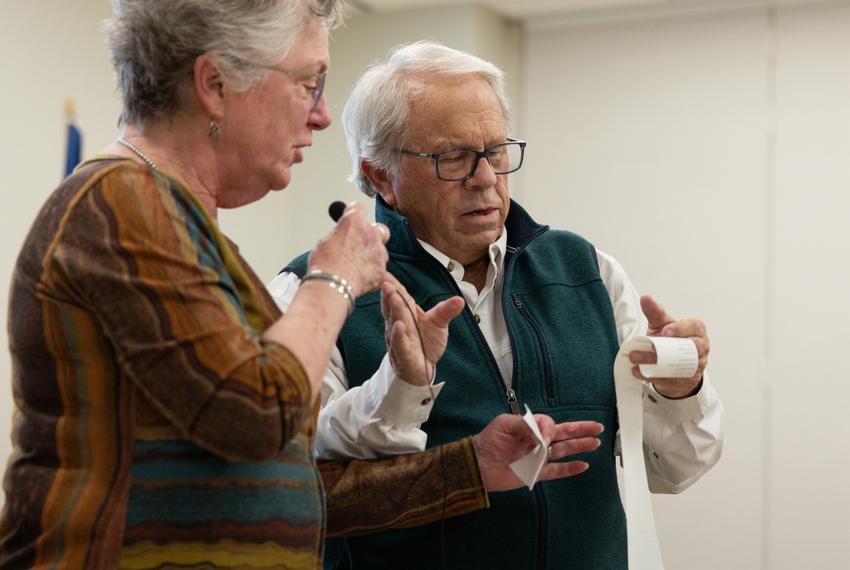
[534,485,549,569]
[506,274,551,568]
[506,388,520,414]
[512,295,556,404]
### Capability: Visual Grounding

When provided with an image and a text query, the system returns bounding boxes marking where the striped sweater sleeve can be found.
[44,163,312,462]
[322,437,488,537]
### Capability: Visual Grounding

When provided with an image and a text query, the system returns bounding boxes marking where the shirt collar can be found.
[418,230,508,281]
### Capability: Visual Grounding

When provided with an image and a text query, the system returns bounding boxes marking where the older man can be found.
[269,41,723,570]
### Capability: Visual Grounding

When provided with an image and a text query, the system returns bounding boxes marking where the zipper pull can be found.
[506,388,520,414]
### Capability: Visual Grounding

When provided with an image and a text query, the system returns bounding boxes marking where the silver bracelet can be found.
[300,269,355,316]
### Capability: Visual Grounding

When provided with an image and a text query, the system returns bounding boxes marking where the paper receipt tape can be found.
[614,335,698,570]
[627,336,698,379]
[507,336,697,569]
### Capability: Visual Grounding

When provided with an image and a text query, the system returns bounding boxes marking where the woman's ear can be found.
[193,53,226,119]
[361,160,397,207]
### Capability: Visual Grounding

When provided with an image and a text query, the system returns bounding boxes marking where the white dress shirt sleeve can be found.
[597,250,724,494]
[266,271,441,460]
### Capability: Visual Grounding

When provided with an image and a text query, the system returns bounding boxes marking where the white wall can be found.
[2,2,849,569]
[523,2,850,568]
[769,3,850,567]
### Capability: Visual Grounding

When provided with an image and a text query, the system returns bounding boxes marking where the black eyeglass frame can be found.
[398,138,527,182]
[261,65,327,110]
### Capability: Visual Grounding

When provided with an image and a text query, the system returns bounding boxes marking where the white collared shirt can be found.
[418,232,514,385]
[267,241,723,494]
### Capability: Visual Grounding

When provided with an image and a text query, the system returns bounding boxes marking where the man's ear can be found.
[193,53,226,119]
[361,160,397,207]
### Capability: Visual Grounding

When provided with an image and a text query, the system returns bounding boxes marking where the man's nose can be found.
[464,154,498,189]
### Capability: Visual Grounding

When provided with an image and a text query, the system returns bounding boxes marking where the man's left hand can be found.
[381,273,465,386]
[472,414,604,492]
[628,294,709,399]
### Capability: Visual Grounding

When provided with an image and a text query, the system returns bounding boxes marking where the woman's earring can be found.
[208,119,221,139]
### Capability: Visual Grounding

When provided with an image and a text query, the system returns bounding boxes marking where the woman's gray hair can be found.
[106,0,347,127]
[342,40,511,197]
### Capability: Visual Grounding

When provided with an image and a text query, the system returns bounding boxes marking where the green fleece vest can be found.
[287,199,626,570]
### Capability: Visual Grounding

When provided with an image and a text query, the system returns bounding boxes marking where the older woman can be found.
[0,1,604,568]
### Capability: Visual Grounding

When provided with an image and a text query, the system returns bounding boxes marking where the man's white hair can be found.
[342,40,511,197]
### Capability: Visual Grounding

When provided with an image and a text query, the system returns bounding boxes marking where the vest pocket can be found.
[510,283,618,410]
[511,293,556,405]
[542,404,618,469]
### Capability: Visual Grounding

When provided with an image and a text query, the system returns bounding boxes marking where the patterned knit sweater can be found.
[0,158,486,569]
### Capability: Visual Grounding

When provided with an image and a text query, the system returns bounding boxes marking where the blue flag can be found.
[64,120,82,177]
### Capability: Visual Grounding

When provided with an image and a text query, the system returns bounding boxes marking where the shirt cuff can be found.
[374,358,444,428]
[644,371,717,423]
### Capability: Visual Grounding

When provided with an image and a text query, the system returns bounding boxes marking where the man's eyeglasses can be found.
[262,65,326,110]
[398,139,526,182]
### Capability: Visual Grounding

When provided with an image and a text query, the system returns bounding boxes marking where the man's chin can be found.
[455,230,501,254]
[461,223,502,241]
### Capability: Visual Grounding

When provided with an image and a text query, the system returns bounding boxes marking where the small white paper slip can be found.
[633,336,699,378]
[508,404,548,490]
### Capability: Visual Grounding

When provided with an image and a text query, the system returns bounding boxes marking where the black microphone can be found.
[328,200,346,222]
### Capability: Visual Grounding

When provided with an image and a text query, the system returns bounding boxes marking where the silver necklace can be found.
[116,137,158,170]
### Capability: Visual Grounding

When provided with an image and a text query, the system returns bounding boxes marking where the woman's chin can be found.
[215,166,293,209]
[271,166,293,191]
